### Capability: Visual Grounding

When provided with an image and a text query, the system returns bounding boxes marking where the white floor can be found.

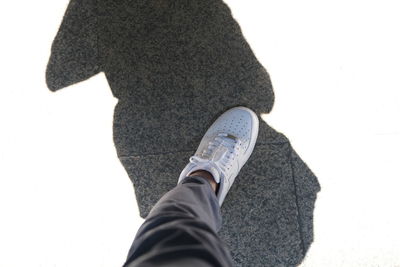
[1,1,399,266]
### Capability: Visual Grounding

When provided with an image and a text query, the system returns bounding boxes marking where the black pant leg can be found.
[123,176,233,267]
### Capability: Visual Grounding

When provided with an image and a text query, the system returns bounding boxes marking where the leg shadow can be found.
[115,101,320,266]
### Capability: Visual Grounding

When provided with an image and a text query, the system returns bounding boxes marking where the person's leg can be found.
[123,106,259,267]
[123,173,233,267]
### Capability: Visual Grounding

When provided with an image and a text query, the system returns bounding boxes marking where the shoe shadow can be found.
[46,0,320,266]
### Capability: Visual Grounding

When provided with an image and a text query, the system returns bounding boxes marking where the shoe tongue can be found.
[195,163,221,184]
[190,156,221,184]
[211,146,229,162]
[225,134,238,141]
[209,133,236,160]
[207,166,221,184]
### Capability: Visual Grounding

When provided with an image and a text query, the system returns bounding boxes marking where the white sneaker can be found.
[178,106,259,206]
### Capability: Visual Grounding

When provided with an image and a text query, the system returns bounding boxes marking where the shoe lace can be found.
[191,133,241,173]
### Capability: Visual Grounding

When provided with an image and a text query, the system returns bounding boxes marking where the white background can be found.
[1,0,399,266]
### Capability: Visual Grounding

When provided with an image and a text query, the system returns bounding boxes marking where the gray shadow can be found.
[46,0,320,265]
